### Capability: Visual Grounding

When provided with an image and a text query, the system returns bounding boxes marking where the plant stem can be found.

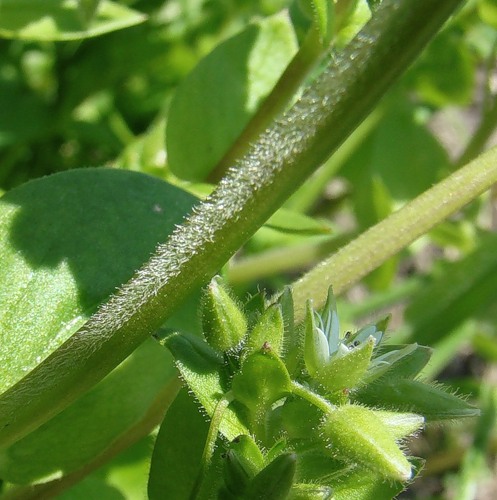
[291,145,497,322]
[0,0,464,448]
[207,27,324,183]
[291,380,335,415]
[227,233,353,284]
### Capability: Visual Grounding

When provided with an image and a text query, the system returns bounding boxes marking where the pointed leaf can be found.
[354,379,480,421]
[162,332,248,440]
[148,388,209,500]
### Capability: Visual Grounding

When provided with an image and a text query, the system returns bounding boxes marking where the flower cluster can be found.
[161,277,478,499]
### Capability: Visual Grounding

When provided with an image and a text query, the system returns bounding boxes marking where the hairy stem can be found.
[0,0,463,447]
[292,145,497,321]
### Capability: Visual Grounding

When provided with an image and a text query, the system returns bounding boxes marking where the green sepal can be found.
[227,435,264,478]
[372,410,424,439]
[232,348,293,421]
[279,287,301,374]
[244,304,285,357]
[304,300,330,377]
[321,404,412,481]
[320,287,340,354]
[243,452,297,500]
[331,457,424,500]
[314,337,375,392]
[365,344,432,383]
[288,483,333,500]
[161,332,248,440]
[201,276,247,352]
[354,379,480,422]
[222,449,251,496]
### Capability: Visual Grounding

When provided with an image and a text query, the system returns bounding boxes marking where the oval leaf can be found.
[167,12,297,181]
[0,168,197,445]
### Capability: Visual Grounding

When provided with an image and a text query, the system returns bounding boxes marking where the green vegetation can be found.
[1,0,497,498]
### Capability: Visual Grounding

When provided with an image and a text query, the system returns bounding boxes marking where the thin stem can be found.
[291,145,497,322]
[456,98,497,167]
[190,392,233,500]
[207,27,324,183]
[0,0,464,448]
[291,380,335,415]
[227,233,353,284]
[456,36,497,167]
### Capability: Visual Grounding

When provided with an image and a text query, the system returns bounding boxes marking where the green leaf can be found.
[148,387,210,500]
[265,208,332,236]
[405,234,497,346]
[0,0,146,41]
[0,168,198,443]
[243,452,297,500]
[0,338,174,485]
[342,99,450,214]
[163,332,249,440]
[232,349,293,421]
[167,11,297,181]
[479,0,497,28]
[321,405,412,481]
[0,168,197,396]
[354,379,480,421]
[0,80,50,147]
[407,27,476,106]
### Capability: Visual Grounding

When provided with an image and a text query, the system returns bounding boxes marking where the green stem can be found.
[227,233,353,284]
[291,380,335,415]
[456,36,497,167]
[207,27,324,183]
[291,145,497,322]
[0,0,463,448]
[190,392,233,500]
[457,98,497,168]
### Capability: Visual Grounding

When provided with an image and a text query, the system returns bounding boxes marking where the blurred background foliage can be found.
[2,0,497,498]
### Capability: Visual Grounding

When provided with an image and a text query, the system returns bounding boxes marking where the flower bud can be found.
[304,300,330,377]
[201,277,247,352]
[245,304,285,357]
[321,405,412,481]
